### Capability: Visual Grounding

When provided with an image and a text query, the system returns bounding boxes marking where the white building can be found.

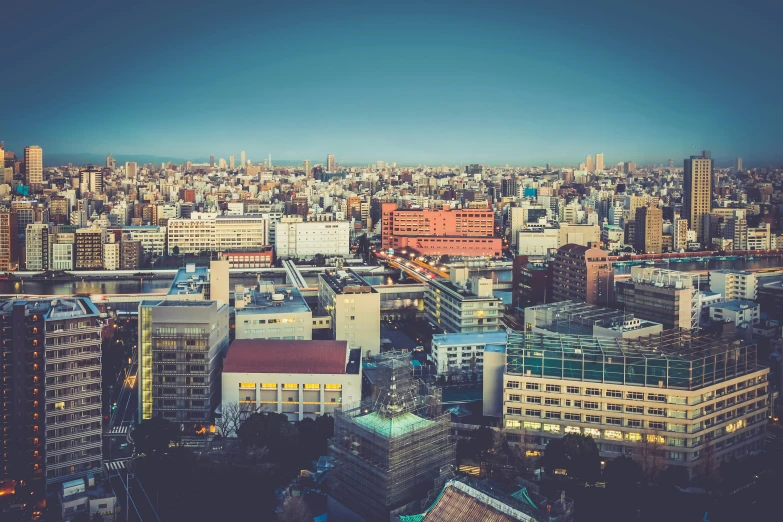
[103,240,120,270]
[275,220,350,260]
[51,242,74,270]
[318,270,381,355]
[517,228,558,257]
[430,331,507,378]
[708,299,760,326]
[25,223,50,270]
[709,269,758,301]
[426,267,502,334]
[221,339,361,424]
[166,214,268,255]
[235,283,313,340]
[120,226,167,257]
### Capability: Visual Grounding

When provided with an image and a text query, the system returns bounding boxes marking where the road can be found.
[105,460,162,522]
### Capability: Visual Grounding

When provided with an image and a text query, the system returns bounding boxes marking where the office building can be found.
[229,155,235,169]
[501,177,518,198]
[502,330,769,480]
[138,299,230,426]
[734,157,743,173]
[1,298,104,500]
[303,159,311,177]
[551,243,614,306]
[512,256,553,309]
[595,153,604,172]
[683,151,713,245]
[105,155,116,170]
[209,155,215,168]
[327,154,335,172]
[0,210,16,270]
[221,339,361,425]
[585,155,594,173]
[74,228,104,269]
[51,234,75,270]
[120,238,143,270]
[235,283,313,340]
[275,219,349,259]
[117,225,167,257]
[623,161,636,174]
[426,267,502,334]
[726,217,748,250]
[167,213,268,255]
[522,301,663,339]
[708,300,760,327]
[430,330,507,378]
[24,145,43,191]
[615,266,698,330]
[125,162,137,180]
[516,227,558,257]
[634,205,663,254]
[709,269,757,301]
[328,353,453,522]
[381,203,502,258]
[318,270,380,355]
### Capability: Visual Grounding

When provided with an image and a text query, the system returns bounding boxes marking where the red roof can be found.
[223,339,348,374]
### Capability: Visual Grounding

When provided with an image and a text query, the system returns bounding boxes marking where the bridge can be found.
[375,252,512,290]
[282,259,311,289]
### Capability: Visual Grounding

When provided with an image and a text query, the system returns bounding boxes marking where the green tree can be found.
[540,433,601,482]
[297,414,334,462]
[238,412,298,456]
[604,456,643,491]
[172,245,180,256]
[470,426,496,458]
[132,417,179,457]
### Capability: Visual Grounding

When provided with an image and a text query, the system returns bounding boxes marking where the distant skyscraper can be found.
[241,150,246,166]
[734,157,743,173]
[585,155,594,173]
[327,154,335,172]
[623,161,636,174]
[219,158,227,169]
[668,158,674,168]
[303,159,312,176]
[105,154,116,169]
[24,145,43,190]
[229,155,235,169]
[595,153,604,171]
[125,161,137,179]
[683,151,713,245]
[210,155,215,167]
[268,154,272,168]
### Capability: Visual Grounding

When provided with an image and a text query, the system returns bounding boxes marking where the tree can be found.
[215,402,264,438]
[313,253,326,267]
[470,426,496,459]
[172,245,180,256]
[277,494,313,522]
[540,433,601,482]
[297,414,334,463]
[132,417,179,457]
[237,412,298,456]
[604,456,643,491]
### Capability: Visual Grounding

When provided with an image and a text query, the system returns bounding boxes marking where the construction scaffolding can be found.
[329,352,455,521]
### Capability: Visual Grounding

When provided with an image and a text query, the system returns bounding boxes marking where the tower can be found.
[585,155,594,173]
[683,151,713,245]
[241,150,246,166]
[327,154,335,173]
[229,155,235,169]
[24,145,43,191]
[595,153,604,172]
[125,161,137,180]
[303,159,312,177]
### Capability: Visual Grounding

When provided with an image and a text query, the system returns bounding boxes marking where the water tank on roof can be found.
[272,293,285,302]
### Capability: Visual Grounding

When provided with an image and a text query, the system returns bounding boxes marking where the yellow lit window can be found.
[604,430,622,440]
[54,402,65,411]
[584,428,601,438]
[646,434,665,444]
[564,426,581,434]
[543,424,560,434]
[282,383,299,389]
[523,422,541,430]
[505,420,521,429]
[525,450,541,457]
[626,432,642,442]
[304,384,320,390]
[239,383,255,389]
[325,384,342,390]
[261,383,277,389]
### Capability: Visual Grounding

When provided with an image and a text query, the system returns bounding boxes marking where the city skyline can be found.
[2,0,782,165]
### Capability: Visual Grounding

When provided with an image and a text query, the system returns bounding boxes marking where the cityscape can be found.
[2,1,783,522]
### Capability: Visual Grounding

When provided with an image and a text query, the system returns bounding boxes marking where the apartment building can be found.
[25,223,50,271]
[709,269,758,300]
[551,243,614,306]
[51,234,75,271]
[0,209,17,270]
[221,339,361,424]
[138,300,230,427]
[166,213,268,255]
[426,272,502,334]
[430,330,507,378]
[274,219,350,259]
[117,226,167,256]
[502,330,769,479]
[615,267,698,330]
[1,298,104,500]
[634,205,663,254]
[381,202,502,258]
[318,270,380,355]
[74,228,104,270]
[235,283,313,340]
[708,300,760,326]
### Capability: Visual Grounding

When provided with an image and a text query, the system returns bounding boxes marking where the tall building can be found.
[303,159,311,177]
[240,150,246,166]
[125,161,137,180]
[585,155,595,173]
[209,155,215,167]
[138,299,230,427]
[595,153,604,172]
[512,256,553,309]
[683,151,713,245]
[634,205,663,254]
[25,224,50,271]
[74,228,104,269]
[734,157,743,173]
[503,330,769,480]
[0,209,17,270]
[726,217,748,250]
[615,266,698,330]
[674,218,689,252]
[229,155,235,169]
[1,298,104,501]
[318,270,380,355]
[501,177,518,198]
[426,269,502,334]
[381,203,502,258]
[623,161,636,174]
[551,243,614,306]
[328,353,453,521]
[709,269,758,301]
[327,153,335,173]
[24,145,43,190]
[105,155,116,169]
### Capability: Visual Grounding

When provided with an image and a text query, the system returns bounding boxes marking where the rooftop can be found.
[224,339,355,374]
[168,264,210,296]
[235,283,310,315]
[0,297,100,320]
[320,269,376,295]
[710,269,753,276]
[353,411,434,438]
[709,299,758,311]
[432,331,507,347]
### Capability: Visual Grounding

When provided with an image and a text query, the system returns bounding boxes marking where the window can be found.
[585,388,600,396]
[648,393,666,402]
[526,383,540,391]
[239,383,255,389]
[626,432,642,442]
[508,394,521,402]
[606,417,622,425]
[543,424,560,433]
[525,409,541,417]
[584,402,599,410]
[545,411,561,419]
[507,407,522,415]
[564,426,581,434]
[545,397,560,406]
[607,404,622,412]
[282,383,299,389]
[605,390,622,398]
[585,415,601,423]
[506,420,521,429]
[546,384,561,393]
[627,391,643,401]
[261,383,276,389]
[626,405,644,415]
[566,386,581,394]
[627,419,642,428]
[604,430,623,440]
[507,381,520,389]
[526,396,542,404]
[325,384,342,390]
[304,384,320,390]
[523,422,542,430]
[648,408,665,416]
[565,413,581,421]
[649,421,666,430]
[584,428,601,438]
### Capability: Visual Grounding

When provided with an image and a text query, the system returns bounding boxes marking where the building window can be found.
[647,408,665,416]
[627,419,643,428]
[585,388,600,396]
[545,384,561,393]
[508,394,521,402]
[261,383,276,389]
[649,421,666,430]
[607,404,622,412]
[282,383,299,389]
[648,393,666,402]
[325,384,342,390]
[545,411,561,419]
[626,405,644,414]
[526,396,542,404]
[543,424,560,433]
[526,383,540,391]
[626,392,644,401]
[545,398,560,406]
[506,407,522,415]
[585,415,601,423]
[304,384,320,390]
[566,386,581,394]
[239,383,255,389]
[507,381,520,389]
[523,422,542,430]
[584,402,599,410]
[605,390,622,398]
[525,409,541,417]
[565,413,581,421]
[606,417,622,425]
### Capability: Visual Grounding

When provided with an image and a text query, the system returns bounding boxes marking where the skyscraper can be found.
[303,159,312,176]
[240,150,246,166]
[683,151,713,245]
[585,155,594,173]
[105,154,116,169]
[634,204,663,254]
[229,155,235,169]
[327,153,335,173]
[125,161,137,180]
[210,155,215,167]
[734,157,743,173]
[595,152,604,171]
[268,154,272,168]
[24,145,43,190]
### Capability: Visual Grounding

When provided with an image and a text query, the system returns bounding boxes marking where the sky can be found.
[2,0,782,167]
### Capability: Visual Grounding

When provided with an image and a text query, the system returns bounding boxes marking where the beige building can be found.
[683,152,713,245]
[674,218,689,251]
[235,283,313,340]
[24,145,43,190]
[552,242,614,306]
[166,213,268,255]
[634,205,663,254]
[615,267,698,330]
[318,270,380,355]
[25,223,50,270]
[74,228,105,269]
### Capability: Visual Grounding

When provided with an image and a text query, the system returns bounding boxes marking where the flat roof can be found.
[236,285,310,315]
[168,265,209,295]
[0,297,100,319]
[709,299,758,311]
[432,331,507,347]
[224,339,350,374]
[320,269,376,295]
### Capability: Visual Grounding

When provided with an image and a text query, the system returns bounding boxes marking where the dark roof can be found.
[223,339,348,374]
[557,243,589,254]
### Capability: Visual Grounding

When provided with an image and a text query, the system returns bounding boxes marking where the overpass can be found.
[282,259,311,290]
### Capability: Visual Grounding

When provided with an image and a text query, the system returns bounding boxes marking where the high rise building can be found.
[726,217,748,250]
[303,159,311,177]
[125,161,137,180]
[1,298,104,501]
[634,204,663,254]
[105,155,116,169]
[585,155,595,173]
[25,224,50,271]
[268,154,272,168]
[683,151,713,245]
[327,154,335,173]
[501,177,518,198]
[24,145,43,190]
[74,228,104,269]
[240,150,246,166]
[552,243,614,306]
[229,155,235,169]
[328,353,453,521]
[138,299,230,426]
[0,210,17,270]
[734,157,743,173]
[623,161,636,174]
[595,153,604,172]
[674,218,689,251]
[209,155,215,167]
[426,271,503,334]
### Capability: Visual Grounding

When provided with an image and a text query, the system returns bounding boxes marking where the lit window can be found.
[325,384,342,390]
[523,422,541,430]
[282,383,298,389]
[604,430,622,440]
[260,383,277,389]
[564,426,581,434]
[239,383,255,389]
[625,433,642,442]
[506,420,521,429]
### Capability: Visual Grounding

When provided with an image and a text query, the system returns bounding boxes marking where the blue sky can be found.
[2,0,781,166]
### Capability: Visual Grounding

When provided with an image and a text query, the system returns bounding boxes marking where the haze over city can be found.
[3,0,782,166]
